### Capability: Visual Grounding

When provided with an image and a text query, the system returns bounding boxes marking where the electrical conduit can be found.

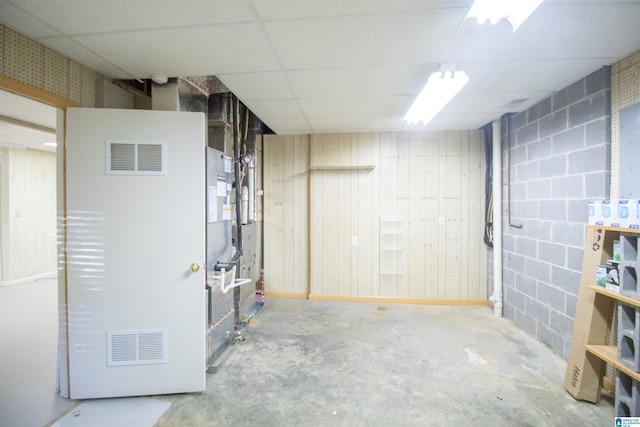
[491,119,503,317]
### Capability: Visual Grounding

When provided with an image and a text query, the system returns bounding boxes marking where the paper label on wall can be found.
[223,204,232,221]
[217,176,227,197]
[207,186,218,223]
[224,156,232,173]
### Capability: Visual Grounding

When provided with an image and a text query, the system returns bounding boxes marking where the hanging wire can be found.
[483,123,494,248]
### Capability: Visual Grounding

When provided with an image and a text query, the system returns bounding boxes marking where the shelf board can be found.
[586,224,640,234]
[380,269,404,275]
[309,165,375,171]
[585,344,640,382]
[587,285,640,308]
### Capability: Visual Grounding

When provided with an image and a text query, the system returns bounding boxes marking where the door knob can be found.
[189,263,200,273]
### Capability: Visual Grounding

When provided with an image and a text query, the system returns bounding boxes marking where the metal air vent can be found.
[106,139,167,175]
[107,329,168,366]
[501,98,528,109]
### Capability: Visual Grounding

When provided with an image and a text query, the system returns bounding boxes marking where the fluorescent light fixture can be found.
[465,0,544,31]
[403,70,469,126]
[43,142,57,147]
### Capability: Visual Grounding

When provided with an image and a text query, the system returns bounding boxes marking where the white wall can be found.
[0,147,57,282]
[264,131,488,302]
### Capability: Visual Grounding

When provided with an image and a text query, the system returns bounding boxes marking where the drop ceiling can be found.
[0,89,57,152]
[1,0,639,135]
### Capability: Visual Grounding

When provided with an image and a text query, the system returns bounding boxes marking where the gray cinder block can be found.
[618,302,640,372]
[616,370,640,417]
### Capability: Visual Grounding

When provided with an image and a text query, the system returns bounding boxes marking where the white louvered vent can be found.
[106,140,167,175]
[107,329,168,366]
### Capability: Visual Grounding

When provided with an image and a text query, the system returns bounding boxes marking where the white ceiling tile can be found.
[0,1,61,37]
[40,38,133,79]
[11,0,255,34]
[300,96,409,118]
[446,91,553,114]
[264,8,466,69]
[425,112,499,130]
[0,90,57,126]
[2,0,640,134]
[218,72,294,100]
[462,59,616,94]
[68,23,280,78]
[0,89,57,151]
[261,117,311,134]
[307,116,405,133]
[253,0,471,20]
[242,99,304,120]
[453,3,640,63]
[287,66,434,98]
[0,122,56,148]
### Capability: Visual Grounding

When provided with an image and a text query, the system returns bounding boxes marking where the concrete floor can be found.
[2,282,614,426]
[150,298,614,426]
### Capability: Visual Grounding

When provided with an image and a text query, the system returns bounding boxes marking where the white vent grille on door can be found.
[107,329,168,366]
[106,140,167,175]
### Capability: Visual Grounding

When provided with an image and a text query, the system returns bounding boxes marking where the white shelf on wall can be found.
[308,165,375,171]
[379,217,404,278]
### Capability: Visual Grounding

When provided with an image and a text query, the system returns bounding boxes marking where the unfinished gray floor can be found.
[0,277,75,427]
[4,289,614,426]
[152,298,613,426]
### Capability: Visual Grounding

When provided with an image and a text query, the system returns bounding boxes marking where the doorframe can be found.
[0,74,78,397]
[0,75,78,109]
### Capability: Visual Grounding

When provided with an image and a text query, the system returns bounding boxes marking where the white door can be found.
[60,108,206,399]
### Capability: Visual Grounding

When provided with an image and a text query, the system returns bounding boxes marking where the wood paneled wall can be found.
[0,148,57,282]
[264,131,488,303]
[263,135,310,296]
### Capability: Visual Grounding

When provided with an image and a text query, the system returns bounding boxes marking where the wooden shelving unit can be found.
[588,285,640,308]
[584,344,640,383]
[565,225,640,407]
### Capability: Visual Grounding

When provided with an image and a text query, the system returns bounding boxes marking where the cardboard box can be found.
[606,260,620,292]
[619,199,640,229]
[596,265,607,287]
[564,227,617,403]
[601,200,615,226]
[617,200,632,228]
[588,200,601,226]
[588,199,640,229]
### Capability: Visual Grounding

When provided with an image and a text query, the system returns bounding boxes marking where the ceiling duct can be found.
[151,78,207,113]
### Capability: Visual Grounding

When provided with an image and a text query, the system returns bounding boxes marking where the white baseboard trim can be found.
[0,271,57,287]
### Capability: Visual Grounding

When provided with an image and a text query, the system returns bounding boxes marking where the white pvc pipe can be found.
[212,266,253,294]
[248,160,255,222]
[241,185,249,224]
[491,119,503,317]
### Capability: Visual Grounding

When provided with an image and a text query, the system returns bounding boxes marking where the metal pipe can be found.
[232,95,243,253]
[491,119,503,317]
[231,95,243,335]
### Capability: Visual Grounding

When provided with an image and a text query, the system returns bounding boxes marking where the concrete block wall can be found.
[493,67,611,358]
